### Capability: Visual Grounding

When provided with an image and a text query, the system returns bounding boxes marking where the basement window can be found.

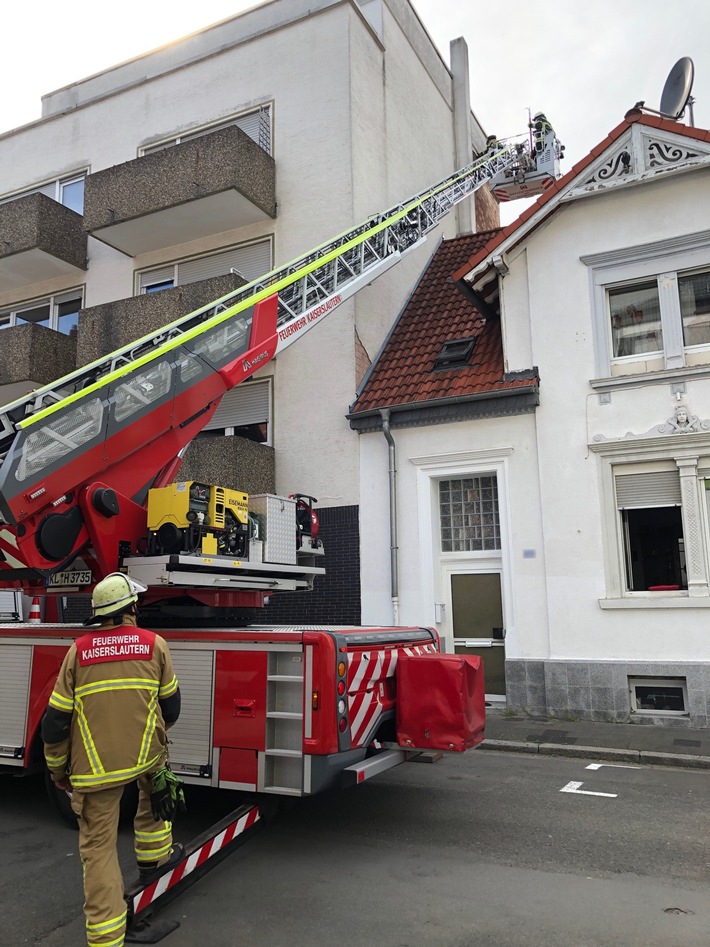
[433,337,475,371]
[629,677,688,715]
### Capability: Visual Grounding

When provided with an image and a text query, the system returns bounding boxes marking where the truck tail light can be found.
[312,690,319,710]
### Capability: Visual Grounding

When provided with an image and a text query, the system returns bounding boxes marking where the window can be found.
[137,239,272,295]
[198,379,271,445]
[0,290,82,335]
[0,172,86,214]
[591,437,710,605]
[609,281,662,358]
[59,177,85,215]
[629,677,688,715]
[615,470,686,592]
[141,105,272,156]
[605,268,710,371]
[439,476,500,552]
[145,279,175,294]
[584,232,710,378]
[433,337,476,371]
[56,296,82,335]
[679,269,710,347]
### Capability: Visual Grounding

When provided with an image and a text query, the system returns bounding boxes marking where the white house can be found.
[350,109,710,727]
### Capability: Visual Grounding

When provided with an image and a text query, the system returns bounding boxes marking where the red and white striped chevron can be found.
[347,643,437,747]
[131,805,260,915]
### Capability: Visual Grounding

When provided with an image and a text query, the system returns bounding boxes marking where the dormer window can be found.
[433,337,476,371]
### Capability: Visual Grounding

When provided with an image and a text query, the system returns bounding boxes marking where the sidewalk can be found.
[481,709,710,770]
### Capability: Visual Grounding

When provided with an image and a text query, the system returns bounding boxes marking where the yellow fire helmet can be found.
[87,572,148,623]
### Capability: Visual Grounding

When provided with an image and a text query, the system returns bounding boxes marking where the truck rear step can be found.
[125,801,261,943]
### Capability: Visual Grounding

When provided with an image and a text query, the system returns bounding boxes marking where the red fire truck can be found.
[0,126,561,935]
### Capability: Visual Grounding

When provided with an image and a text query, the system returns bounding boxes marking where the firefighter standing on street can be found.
[42,572,184,947]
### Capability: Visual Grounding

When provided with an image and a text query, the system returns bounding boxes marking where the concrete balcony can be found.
[0,194,87,293]
[0,323,77,406]
[179,435,275,496]
[83,126,276,256]
[76,272,247,365]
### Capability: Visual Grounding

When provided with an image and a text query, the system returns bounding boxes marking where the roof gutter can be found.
[347,382,538,423]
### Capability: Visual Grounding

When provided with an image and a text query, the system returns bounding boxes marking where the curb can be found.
[480,739,710,770]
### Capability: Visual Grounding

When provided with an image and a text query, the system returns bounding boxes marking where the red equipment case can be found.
[396,652,485,752]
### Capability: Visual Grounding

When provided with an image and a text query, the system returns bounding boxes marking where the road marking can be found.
[585,763,639,771]
[560,780,617,798]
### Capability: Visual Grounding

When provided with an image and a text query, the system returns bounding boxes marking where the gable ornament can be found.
[592,401,710,443]
[657,402,705,435]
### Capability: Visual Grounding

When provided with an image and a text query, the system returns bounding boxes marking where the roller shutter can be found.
[615,470,681,508]
[204,381,270,432]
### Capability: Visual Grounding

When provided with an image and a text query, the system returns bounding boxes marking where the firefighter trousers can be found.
[71,774,173,947]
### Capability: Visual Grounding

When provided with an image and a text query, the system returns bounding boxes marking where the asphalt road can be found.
[2,750,709,947]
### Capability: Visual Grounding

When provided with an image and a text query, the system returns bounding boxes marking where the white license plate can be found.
[48,570,93,587]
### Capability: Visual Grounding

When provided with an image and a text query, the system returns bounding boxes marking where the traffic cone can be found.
[28,596,41,624]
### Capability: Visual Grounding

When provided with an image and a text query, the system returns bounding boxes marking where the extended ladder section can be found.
[0,142,533,528]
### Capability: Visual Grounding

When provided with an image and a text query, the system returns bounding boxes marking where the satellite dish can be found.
[660,57,695,119]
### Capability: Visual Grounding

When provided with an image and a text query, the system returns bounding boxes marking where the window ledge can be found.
[631,710,689,717]
[591,363,710,392]
[599,596,710,609]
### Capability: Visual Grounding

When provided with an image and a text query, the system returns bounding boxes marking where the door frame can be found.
[410,448,516,652]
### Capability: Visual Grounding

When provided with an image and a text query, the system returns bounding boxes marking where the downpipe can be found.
[379,409,399,625]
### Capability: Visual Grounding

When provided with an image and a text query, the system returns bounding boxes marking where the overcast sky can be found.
[2,0,708,219]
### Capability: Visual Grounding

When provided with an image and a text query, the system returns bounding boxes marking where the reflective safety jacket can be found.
[42,620,179,792]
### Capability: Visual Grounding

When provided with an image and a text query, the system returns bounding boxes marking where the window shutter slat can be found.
[178,241,272,285]
[615,470,681,508]
[205,381,270,431]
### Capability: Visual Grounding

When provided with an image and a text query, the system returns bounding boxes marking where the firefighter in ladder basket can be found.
[41,572,186,947]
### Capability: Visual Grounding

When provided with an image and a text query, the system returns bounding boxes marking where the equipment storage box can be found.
[249,494,297,565]
[396,652,485,752]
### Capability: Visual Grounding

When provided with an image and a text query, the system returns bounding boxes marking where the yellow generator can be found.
[147,481,249,558]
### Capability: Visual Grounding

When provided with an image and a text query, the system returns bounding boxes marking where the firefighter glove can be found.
[150,765,187,822]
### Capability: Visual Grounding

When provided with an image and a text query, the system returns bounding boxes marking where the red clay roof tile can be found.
[351,233,536,415]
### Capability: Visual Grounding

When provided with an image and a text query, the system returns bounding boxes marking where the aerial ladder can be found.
[0,122,563,604]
